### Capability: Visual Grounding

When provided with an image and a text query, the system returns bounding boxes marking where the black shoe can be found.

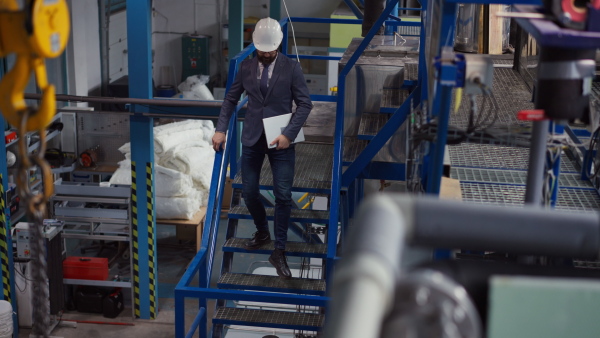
[269,248,292,279]
[245,230,271,249]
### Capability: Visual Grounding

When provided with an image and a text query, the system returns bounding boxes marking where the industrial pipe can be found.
[326,194,600,337]
[24,93,227,108]
[362,0,386,36]
[325,195,411,338]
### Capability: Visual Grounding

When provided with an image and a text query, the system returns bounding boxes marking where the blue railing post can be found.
[424,1,458,195]
[385,0,399,35]
[328,0,401,286]
[175,291,186,337]
[343,0,364,19]
[548,122,564,207]
[282,20,289,55]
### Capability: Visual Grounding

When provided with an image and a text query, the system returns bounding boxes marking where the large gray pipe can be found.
[326,194,600,337]
[362,0,386,36]
[414,197,600,259]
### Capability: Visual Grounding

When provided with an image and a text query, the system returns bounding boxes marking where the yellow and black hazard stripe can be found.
[131,162,158,319]
[131,161,141,318]
[0,174,10,303]
[146,162,157,319]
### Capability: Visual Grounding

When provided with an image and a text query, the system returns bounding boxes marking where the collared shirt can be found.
[257,53,278,86]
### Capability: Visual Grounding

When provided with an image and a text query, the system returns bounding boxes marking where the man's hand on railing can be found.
[212,131,226,151]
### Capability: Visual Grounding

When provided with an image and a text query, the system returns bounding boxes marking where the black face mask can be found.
[257,51,277,65]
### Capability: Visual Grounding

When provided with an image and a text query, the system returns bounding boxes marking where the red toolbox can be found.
[63,256,109,281]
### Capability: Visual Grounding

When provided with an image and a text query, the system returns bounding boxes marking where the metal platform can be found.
[228,205,330,224]
[449,67,533,130]
[343,138,369,164]
[213,307,323,331]
[381,89,409,109]
[358,113,390,139]
[448,143,580,173]
[451,167,594,188]
[217,272,326,295]
[459,182,600,211]
[232,143,333,194]
[397,25,420,37]
[223,238,327,258]
[405,62,419,82]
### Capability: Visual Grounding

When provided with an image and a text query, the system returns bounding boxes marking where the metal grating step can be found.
[343,138,369,164]
[218,272,325,295]
[451,167,593,189]
[381,89,409,109]
[223,238,327,258]
[460,182,600,211]
[232,143,333,193]
[358,113,390,139]
[449,67,533,130]
[214,307,324,331]
[229,205,330,223]
[448,143,579,173]
[405,62,419,82]
[397,25,420,36]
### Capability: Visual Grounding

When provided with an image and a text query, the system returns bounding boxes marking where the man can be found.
[212,17,313,279]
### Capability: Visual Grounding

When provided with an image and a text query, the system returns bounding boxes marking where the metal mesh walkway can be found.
[223,238,327,258]
[447,67,600,211]
[229,205,330,223]
[233,143,333,193]
[218,272,325,295]
[214,307,324,331]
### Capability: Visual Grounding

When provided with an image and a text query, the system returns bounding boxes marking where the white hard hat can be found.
[252,17,283,52]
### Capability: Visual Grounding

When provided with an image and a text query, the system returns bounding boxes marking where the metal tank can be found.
[339,36,419,163]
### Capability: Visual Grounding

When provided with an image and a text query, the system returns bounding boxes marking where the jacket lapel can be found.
[264,55,284,101]
[249,57,262,99]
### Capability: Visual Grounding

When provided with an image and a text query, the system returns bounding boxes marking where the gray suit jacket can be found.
[216,54,313,147]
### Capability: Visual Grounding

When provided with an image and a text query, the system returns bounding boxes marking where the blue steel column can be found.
[0,114,17,336]
[229,0,244,60]
[126,0,158,320]
[270,0,280,20]
[384,0,399,35]
[229,0,244,176]
[425,1,458,194]
[328,0,400,286]
[548,122,563,207]
[0,58,18,337]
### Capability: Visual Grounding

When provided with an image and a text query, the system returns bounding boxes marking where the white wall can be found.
[152,0,223,87]
[151,0,341,87]
[66,0,341,95]
[66,0,101,100]
[109,11,128,83]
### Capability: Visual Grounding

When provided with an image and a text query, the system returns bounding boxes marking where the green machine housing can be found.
[181,34,210,81]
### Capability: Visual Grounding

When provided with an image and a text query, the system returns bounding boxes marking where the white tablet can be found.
[263,113,305,149]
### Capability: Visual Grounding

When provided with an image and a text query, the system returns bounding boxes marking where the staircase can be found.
[208,54,419,335]
[211,139,333,336]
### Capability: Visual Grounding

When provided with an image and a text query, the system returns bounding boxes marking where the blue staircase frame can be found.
[174,8,426,338]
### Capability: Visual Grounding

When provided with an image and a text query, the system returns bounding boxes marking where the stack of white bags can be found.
[109,119,216,219]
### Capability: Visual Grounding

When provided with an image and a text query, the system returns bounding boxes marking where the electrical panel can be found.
[14,221,62,258]
[181,34,210,82]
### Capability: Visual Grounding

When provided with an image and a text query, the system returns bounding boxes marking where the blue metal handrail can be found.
[327,0,403,284]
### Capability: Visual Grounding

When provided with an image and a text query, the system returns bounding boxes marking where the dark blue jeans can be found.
[242,134,295,250]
